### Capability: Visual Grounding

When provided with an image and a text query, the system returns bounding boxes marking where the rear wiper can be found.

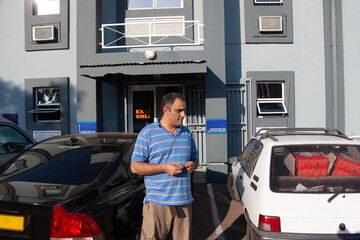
[327,186,351,203]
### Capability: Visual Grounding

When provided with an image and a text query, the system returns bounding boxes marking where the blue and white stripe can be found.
[131,120,198,206]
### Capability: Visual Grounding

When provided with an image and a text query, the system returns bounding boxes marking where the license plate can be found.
[0,214,24,232]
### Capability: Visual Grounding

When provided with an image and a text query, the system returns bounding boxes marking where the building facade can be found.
[0,0,359,182]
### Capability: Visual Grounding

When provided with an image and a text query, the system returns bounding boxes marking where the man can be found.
[131,92,199,240]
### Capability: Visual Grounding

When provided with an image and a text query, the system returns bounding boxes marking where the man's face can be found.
[164,98,186,127]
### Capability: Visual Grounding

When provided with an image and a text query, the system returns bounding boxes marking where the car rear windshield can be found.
[270,144,360,193]
[0,143,122,185]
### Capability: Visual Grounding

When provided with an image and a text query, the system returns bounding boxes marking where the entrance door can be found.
[128,85,183,133]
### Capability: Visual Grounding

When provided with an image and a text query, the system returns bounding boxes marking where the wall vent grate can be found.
[258,16,283,32]
[32,25,55,41]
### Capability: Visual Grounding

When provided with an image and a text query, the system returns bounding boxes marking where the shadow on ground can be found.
[192,183,247,240]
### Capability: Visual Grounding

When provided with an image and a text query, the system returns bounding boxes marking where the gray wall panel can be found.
[25,77,69,136]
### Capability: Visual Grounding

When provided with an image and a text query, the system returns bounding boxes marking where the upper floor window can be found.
[127,0,183,10]
[33,0,60,15]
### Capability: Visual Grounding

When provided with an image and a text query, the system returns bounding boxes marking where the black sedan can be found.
[0,132,145,240]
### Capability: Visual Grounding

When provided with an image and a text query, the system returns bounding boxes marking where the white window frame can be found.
[127,0,183,10]
[256,82,287,115]
[125,16,185,37]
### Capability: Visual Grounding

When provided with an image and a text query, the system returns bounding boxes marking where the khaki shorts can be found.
[141,202,192,240]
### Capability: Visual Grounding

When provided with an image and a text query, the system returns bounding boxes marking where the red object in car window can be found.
[293,152,328,177]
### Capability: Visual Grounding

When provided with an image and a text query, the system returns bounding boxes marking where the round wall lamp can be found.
[145,49,156,60]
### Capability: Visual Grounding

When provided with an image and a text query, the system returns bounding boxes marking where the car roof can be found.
[0,116,15,124]
[254,128,358,146]
[260,134,358,146]
[43,132,138,144]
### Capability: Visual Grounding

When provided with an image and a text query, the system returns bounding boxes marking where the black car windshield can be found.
[0,143,120,185]
[270,144,360,193]
[0,125,33,155]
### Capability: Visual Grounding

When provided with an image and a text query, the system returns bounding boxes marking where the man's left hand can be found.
[184,161,195,173]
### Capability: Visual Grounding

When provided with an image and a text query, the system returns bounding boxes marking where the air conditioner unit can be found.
[258,16,283,32]
[32,25,55,41]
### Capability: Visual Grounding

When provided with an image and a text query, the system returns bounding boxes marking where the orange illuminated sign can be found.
[135,109,151,119]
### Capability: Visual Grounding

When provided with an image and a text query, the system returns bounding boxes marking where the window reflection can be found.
[157,0,182,8]
[28,87,60,122]
[127,0,153,9]
[33,0,60,15]
[127,0,182,9]
[0,146,117,185]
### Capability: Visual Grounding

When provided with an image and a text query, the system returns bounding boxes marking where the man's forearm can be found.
[131,161,167,175]
[131,161,185,176]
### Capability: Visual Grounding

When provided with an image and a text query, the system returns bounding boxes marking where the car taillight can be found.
[258,214,281,232]
[50,204,102,239]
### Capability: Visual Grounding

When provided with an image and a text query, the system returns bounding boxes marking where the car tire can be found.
[227,173,241,202]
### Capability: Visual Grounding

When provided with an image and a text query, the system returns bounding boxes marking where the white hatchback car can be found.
[228,128,360,240]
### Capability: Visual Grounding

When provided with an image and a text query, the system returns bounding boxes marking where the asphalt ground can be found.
[192,183,247,240]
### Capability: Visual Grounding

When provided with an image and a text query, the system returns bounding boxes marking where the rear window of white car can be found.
[270,145,360,193]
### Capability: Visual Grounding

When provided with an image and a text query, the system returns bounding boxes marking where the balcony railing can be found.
[99,20,204,49]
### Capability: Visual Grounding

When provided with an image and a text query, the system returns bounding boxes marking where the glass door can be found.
[128,85,183,133]
[132,90,154,133]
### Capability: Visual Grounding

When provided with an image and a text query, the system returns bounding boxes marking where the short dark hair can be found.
[161,92,185,112]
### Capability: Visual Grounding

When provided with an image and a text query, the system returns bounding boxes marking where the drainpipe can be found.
[330,0,338,129]
[324,0,344,131]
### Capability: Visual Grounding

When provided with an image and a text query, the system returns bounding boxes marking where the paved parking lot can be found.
[192,183,247,240]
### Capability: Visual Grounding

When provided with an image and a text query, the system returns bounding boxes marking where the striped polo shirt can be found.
[131,120,198,206]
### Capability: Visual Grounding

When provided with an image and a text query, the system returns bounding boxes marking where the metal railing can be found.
[185,90,206,167]
[99,20,204,49]
[226,85,247,158]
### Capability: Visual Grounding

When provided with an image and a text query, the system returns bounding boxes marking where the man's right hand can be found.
[165,163,184,176]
